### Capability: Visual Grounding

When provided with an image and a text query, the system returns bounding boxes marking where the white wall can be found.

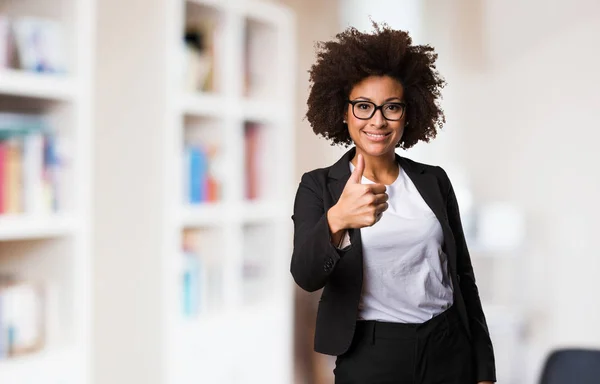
[339,0,423,42]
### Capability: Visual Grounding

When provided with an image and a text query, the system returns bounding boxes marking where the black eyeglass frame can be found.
[347,100,407,121]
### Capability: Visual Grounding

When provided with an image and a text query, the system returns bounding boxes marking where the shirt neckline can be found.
[348,161,403,187]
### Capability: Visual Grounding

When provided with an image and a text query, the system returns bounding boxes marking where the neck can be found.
[351,149,399,184]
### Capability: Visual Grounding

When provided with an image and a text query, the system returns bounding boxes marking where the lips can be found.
[362,131,392,142]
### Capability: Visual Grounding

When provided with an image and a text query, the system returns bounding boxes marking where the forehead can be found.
[349,75,404,98]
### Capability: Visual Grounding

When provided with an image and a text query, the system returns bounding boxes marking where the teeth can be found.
[365,132,387,138]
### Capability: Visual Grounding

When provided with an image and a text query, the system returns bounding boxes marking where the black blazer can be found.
[290,147,496,382]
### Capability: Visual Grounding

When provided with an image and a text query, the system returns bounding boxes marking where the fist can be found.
[331,153,389,229]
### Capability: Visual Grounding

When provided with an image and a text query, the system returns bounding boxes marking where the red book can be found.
[245,123,259,200]
[206,176,218,202]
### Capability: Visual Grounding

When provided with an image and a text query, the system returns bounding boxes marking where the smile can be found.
[363,131,391,141]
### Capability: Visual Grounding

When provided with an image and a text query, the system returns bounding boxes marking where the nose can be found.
[369,107,387,127]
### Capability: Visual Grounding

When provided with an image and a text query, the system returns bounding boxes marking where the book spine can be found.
[22,132,45,214]
[5,137,23,214]
[43,133,59,212]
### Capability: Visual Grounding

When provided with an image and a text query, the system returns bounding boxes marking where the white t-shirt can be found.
[347,161,454,323]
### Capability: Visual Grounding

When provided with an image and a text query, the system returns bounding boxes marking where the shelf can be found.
[0,214,77,241]
[0,69,78,101]
[180,94,287,122]
[0,347,79,384]
[185,0,228,11]
[241,99,286,123]
[180,200,286,227]
[179,92,227,117]
[181,202,226,227]
[241,200,286,223]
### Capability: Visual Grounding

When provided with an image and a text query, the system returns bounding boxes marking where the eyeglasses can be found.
[347,100,406,121]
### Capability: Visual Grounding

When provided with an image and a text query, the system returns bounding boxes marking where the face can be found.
[345,75,406,158]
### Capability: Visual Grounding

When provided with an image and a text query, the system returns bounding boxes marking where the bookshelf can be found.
[0,0,93,383]
[164,0,296,383]
[0,69,78,101]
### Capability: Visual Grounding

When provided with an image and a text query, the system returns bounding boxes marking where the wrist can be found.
[327,205,345,234]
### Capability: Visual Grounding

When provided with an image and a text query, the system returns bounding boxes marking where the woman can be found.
[290,23,496,384]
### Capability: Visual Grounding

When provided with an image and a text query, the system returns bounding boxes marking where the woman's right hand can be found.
[327,154,389,233]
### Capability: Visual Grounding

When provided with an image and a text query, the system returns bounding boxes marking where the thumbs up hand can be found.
[327,154,389,234]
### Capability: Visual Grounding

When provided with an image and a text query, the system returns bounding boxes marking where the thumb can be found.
[349,153,364,184]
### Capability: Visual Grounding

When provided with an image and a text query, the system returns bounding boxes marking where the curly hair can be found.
[306,22,446,149]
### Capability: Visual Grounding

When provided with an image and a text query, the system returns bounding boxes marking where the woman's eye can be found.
[385,104,399,111]
[357,103,371,110]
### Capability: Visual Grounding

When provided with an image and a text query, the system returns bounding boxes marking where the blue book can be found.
[182,250,201,316]
[188,146,200,204]
[43,133,59,211]
[188,146,208,203]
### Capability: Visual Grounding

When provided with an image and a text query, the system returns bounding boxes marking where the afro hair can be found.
[306,22,446,149]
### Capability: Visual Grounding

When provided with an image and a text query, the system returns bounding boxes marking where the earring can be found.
[343,120,347,124]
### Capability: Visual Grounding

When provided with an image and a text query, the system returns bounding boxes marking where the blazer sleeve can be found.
[290,172,349,292]
[441,168,497,383]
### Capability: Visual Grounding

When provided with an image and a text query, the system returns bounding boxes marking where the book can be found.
[184,143,221,204]
[183,18,218,92]
[0,279,46,359]
[4,137,22,214]
[0,113,61,214]
[244,122,271,200]
[244,123,259,200]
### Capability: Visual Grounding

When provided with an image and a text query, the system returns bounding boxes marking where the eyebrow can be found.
[353,96,403,102]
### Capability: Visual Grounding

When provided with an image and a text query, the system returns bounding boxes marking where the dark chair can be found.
[540,348,600,384]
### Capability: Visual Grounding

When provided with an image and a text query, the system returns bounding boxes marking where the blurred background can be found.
[0,0,599,383]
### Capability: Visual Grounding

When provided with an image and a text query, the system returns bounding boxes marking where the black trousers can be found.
[334,306,473,384]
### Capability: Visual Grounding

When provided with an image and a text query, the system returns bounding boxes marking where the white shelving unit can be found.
[0,0,93,383]
[0,69,78,101]
[163,1,296,383]
[0,214,77,241]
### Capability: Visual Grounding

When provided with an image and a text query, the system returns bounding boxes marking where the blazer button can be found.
[324,258,334,271]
